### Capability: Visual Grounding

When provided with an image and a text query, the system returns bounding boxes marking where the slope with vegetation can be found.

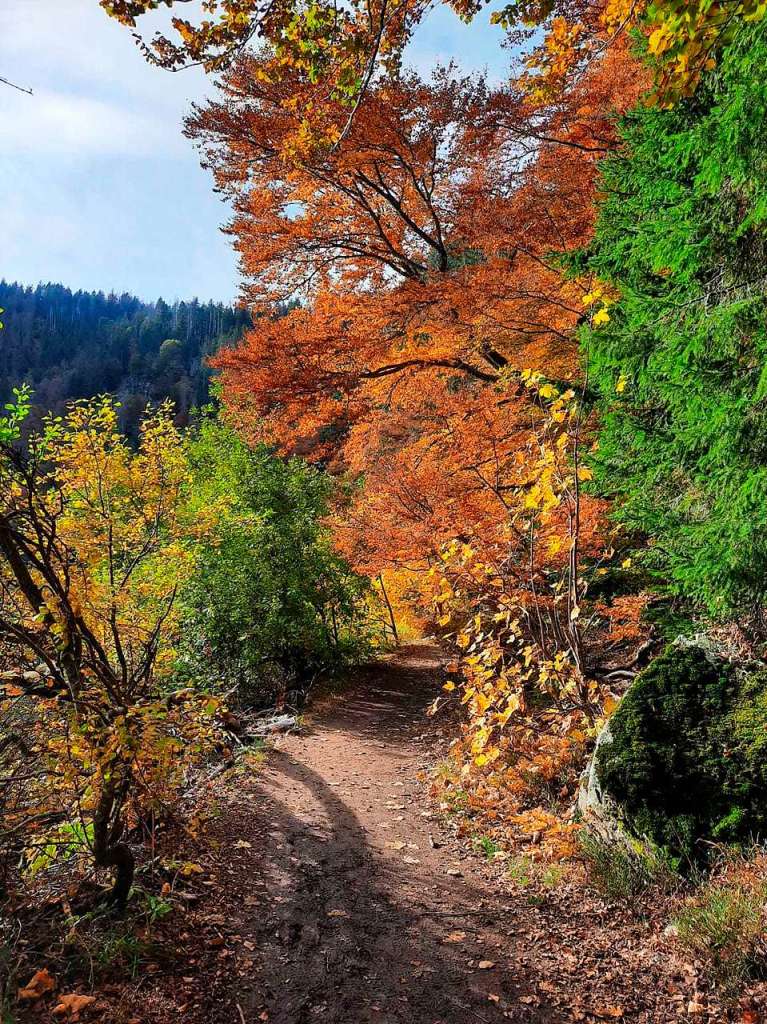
[0,281,251,435]
[5,0,767,1017]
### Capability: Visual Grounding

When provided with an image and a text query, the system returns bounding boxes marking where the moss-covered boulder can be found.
[593,642,767,864]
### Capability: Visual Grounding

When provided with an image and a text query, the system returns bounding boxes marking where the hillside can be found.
[0,281,252,434]
[8,2,767,1022]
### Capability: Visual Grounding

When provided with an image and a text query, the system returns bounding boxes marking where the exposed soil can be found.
[8,643,742,1023]
[98,642,743,1024]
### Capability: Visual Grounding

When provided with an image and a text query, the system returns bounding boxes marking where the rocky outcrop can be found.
[578,640,767,864]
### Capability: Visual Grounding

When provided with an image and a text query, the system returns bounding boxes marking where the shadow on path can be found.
[207,646,557,1024]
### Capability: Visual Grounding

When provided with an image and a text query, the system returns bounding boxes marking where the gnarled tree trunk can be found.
[93,781,135,912]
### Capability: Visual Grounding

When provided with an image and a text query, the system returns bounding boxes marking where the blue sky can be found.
[2,0,509,304]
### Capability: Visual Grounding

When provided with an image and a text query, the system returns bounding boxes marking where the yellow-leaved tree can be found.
[0,394,221,908]
[427,374,646,857]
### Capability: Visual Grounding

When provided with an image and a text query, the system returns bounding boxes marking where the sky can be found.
[1,0,509,304]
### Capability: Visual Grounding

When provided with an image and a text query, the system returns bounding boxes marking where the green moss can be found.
[595,645,767,863]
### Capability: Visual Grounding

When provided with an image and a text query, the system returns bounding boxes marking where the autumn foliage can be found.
[102,0,767,119]
[0,396,222,906]
[176,35,652,853]
[0,397,368,908]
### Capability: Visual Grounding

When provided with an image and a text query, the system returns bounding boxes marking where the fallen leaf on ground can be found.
[327,909,350,918]
[53,993,97,1020]
[233,840,252,849]
[18,968,55,1001]
[478,960,496,970]
[444,930,466,943]
[179,861,204,876]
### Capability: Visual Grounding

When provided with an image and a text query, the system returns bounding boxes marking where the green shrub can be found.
[178,416,373,704]
[595,645,767,863]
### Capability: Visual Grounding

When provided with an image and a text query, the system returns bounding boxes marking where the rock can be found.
[580,638,767,863]
[577,719,636,850]
[252,714,298,737]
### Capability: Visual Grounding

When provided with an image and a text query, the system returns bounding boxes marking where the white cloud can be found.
[0,89,188,157]
[1,0,215,159]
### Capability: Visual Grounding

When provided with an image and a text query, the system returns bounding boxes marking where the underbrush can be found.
[579,831,680,904]
[672,850,767,992]
[0,743,264,1020]
[579,834,767,996]
[1,880,181,1022]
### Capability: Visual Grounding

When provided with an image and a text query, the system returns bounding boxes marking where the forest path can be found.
[151,644,718,1024]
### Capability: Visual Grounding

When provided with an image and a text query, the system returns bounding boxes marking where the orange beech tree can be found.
[186,47,644,557]
[183,46,651,851]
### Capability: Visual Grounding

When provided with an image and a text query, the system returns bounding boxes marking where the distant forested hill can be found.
[0,281,252,437]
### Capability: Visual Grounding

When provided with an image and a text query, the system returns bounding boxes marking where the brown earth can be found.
[108,642,742,1024]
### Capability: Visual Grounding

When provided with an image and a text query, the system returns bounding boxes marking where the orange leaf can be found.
[53,993,96,1020]
[18,967,55,1001]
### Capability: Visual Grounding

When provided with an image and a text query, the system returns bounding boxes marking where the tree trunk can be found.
[93,782,135,912]
[378,575,399,645]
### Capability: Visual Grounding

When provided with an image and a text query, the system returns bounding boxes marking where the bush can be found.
[595,644,767,863]
[179,417,372,704]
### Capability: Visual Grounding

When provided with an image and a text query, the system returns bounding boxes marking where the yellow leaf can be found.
[592,306,611,326]
[548,535,563,555]
[473,691,492,715]
[179,861,204,876]
[603,695,620,716]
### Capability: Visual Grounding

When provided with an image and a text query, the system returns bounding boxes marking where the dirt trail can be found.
[149,645,721,1024]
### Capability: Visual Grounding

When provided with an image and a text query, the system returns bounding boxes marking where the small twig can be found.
[236,1003,247,1024]
[0,75,33,95]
